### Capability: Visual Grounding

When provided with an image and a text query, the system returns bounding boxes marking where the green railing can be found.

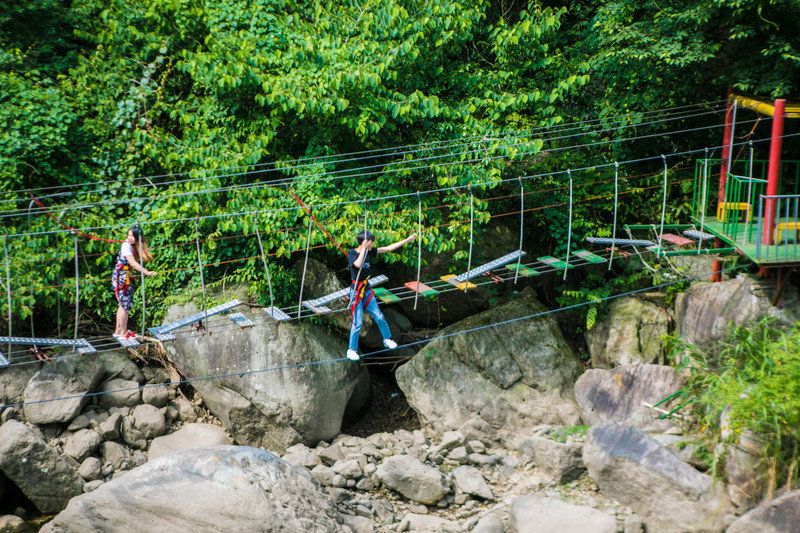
[692,159,800,245]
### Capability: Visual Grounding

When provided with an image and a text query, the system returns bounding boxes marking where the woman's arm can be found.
[124,255,157,276]
[377,233,417,254]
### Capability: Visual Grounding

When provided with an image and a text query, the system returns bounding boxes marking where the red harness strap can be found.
[350,279,374,318]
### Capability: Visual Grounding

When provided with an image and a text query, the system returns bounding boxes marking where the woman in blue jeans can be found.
[347,230,416,360]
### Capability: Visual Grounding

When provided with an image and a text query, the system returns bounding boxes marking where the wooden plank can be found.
[404,281,439,296]
[228,312,255,328]
[659,234,694,246]
[573,249,606,264]
[537,256,573,271]
[505,264,540,276]
[373,287,401,303]
[441,274,476,290]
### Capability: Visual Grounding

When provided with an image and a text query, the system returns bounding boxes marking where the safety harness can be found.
[350,277,373,318]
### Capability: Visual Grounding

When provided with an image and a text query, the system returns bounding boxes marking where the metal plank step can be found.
[537,256,574,271]
[404,281,439,296]
[151,300,242,338]
[505,264,540,276]
[0,350,8,368]
[0,336,96,354]
[302,302,333,315]
[373,287,401,303]
[683,229,715,241]
[113,334,140,348]
[307,275,388,307]
[441,274,476,290]
[263,307,291,322]
[573,250,606,264]
[228,312,255,328]
[454,251,526,282]
[586,237,655,247]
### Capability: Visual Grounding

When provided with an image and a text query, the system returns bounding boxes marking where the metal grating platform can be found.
[454,251,525,283]
[586,237,655,247]
[263,307,291,321]
[149,299,242,341]
[302,302,333,315]
[228,312,255,328]
[0,351,8,368]
[306,275,388,308]
[0,336,97,354]
[441,274,477,290]
[113,334,140,348]
[683,229,716,241]
[573,250,606,264]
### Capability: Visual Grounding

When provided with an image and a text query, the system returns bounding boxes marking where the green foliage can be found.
[549,424,590,443]
[674,319,800,492]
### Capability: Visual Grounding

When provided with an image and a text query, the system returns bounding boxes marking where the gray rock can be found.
[586,297,669,368]
[398,513,455,532]
[121,417,147,450]
[439,431,465,451]
[100,441,132,471]
[0,514,34,533]
[98,378,141,408]
[132,404,165,440]
[23,356,104,425]
[62,428,102,463]
[356,478,375,491]
[162,300,369,451]
[343,514,374,533]
[726,489,800,533]
[396,296,582,447]
[472,510,504,533]
[169,397,197,422]
[452,465,493,500]
[141,384,171,408]
[518,435,585,484]
[376,455,449,505]
[311,465,336,486]
[623,514,645,533]
[468,453,502,467]
[148,423,231,461]
[674,273,800,350]
[40,445,346,532]
[97,412,122,440]
[583,421,733,532]
[0,420,84,514]
[83,480,104,493]
[96,351,144,383]
[332,459,363,479]
[509,494,618,533]
[0,365,38,408]
[448,446,468,463]
[466,440,485,454]
[78,457,103,481]
[574,364,684,427]
[318,444,345,466]
[66,414,91,432]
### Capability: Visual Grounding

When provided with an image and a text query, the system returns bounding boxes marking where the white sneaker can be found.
[383,339,398,350]
[346,349,360,361]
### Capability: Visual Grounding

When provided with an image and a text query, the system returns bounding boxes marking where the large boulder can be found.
[0,365,38,406]
[726,489,800,533]
[148,423,231,461]
[509,495,618,533]
[40,445,347,532]
[162,302,369,451]
[518,435,585,484]
[96,351,144,383]
[574,364,684,428]
[585,297,669,368]
[674,273,800,350]
[22,355,104,425]
[396,295,582,445]
[583,421,733,532]
[0,420,84,514]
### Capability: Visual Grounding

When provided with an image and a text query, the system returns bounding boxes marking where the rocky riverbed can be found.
[1,272,799,532]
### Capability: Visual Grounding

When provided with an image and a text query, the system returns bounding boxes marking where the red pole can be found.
[289,190,348,255]
[762,99,786,245]
[718,88,734,205]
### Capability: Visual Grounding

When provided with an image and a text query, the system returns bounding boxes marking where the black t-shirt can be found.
[348,248,377,282]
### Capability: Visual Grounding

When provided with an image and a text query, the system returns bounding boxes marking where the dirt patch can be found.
[343,367,420,437]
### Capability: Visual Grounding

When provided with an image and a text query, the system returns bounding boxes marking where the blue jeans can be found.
[349,286,392,352]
